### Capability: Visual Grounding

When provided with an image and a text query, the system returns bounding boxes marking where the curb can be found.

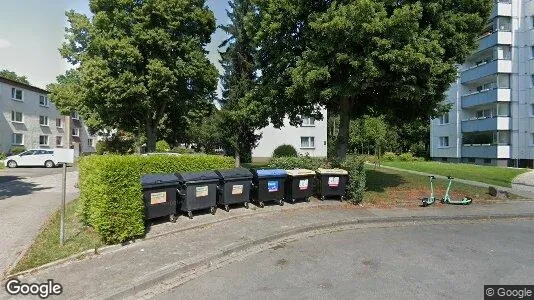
[105,212,534,300]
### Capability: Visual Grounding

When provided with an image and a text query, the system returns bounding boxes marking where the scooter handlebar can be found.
[447,176,454,180]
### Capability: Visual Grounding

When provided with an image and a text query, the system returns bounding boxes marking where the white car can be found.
[4,149,60,168]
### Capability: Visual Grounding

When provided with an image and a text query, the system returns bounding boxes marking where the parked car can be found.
[4,149,60,168]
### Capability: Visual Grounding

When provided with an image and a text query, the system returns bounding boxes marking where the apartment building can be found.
[0,76,96,155]
[252,108,327,161]
[430,0,534,168]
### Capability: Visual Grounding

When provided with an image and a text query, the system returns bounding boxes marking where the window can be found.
[438,136,450,148]
[87,139,94,147]
[56,118,63,128]
[531,46,534,59]
[71,112,79,120]
[468,158,476,163]
[441,157,448,162]
[11,88,23,101]
[301,117,315,126]
[11,111,23,123]
[39,135,49,146]
[530,104,534,116]
[39,95,49,107]
[531,75,534,87]
[484,158,492,164]
[71,128,80,136]
[56,136,63,147]
[300,136,315,148]
[12,133,23,145]
[39,116,49,126]
[438,113,449,125]
[531,133,534,146]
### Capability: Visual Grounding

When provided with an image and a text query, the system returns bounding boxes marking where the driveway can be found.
[512,170,534,196]
[0,166,77,184]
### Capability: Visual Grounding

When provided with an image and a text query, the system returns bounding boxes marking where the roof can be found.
[0,76,48,94]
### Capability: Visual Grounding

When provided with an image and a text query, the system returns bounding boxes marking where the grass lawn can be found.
[363,166,519,207]
[380,161,528,187]
[11,198,103,274]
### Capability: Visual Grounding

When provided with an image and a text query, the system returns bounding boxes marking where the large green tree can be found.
[56,0,218,151]
[0,69,30,85]
[254,0,492,159]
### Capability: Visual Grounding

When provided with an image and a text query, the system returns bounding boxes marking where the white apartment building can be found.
[431,0,534,168]
[0,76,96,155]
[252,108,328,161]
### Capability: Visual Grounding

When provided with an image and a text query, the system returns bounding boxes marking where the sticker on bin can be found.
[267,180,279,192]
[150,192,167,204]
[196,186,209,197]
[232,184,244,195]
[328,177,340,188]
[299,179,309,190]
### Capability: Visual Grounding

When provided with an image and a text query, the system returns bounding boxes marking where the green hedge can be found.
[79,154,234,244]
[342,156,366,204]
[272,144,298,157]
[267,156,328,170]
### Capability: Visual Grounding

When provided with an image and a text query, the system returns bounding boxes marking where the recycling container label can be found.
[196,186,209,197]
[267,180,279,192]
[150,192,167,205]
[299,179,309,190]
[232,184,244,195]
[328,177,340,188]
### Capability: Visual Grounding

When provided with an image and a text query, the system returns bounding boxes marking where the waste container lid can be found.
[216,168,253,180]
[253,168,287,178]
[141,173,180,187]
[176,170,220,183]
[285,169,316,177]
[316,168,348,175]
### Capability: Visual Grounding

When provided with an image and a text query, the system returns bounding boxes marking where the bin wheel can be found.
[210,206,217,215]
[187,211,193,219]
[244,202,249,209]
[320,196,325,201]
[306,197,310,202]
[340,196,345,202]
[170,214,177,223]
[259,202,264,208]
[279,200,284,206]
[224,205,230,212]
[292,199,295,204]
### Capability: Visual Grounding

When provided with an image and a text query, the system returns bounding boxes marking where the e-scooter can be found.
[421,176,437,207]
[441,176,472,205]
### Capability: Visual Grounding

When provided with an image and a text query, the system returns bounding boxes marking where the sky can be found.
[0,0,230,90]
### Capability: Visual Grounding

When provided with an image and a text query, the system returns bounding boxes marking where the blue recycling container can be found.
[250,169,287,207]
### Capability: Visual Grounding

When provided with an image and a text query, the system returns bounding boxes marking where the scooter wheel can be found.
[244,202,249,209]
[225,205,230,212]
[187,211,193,219]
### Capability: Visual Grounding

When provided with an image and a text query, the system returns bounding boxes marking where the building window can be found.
[12,133,23,145]
[11,111,23,123]
[56,136,63,147]
[531,75,534,87]
[468,158,476,163]
[39,135,49,146]
[484,158,492,164]
[438,136,450,148]
[531,46,534,59]
[441,157,448,162]
[530,104,534,117]
[11,88,23,101]
[72,128,80,137]
[438,113,450,125]
[87,139,93,147]
[39,116,49,126]
[531,133,534,146]
[71,112,79,120]
[39,95,49,107]
[301,117,315,126]
[300,136,315,149]
[56,118,63,128]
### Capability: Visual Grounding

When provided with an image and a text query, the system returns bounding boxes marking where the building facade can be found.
[0,76,96,155]
[252,109,328,161]
[431,0,534,168]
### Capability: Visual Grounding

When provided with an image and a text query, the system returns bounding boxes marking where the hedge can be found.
[267,156,328,170]
[272,144,298,157]
[79,154,234,244]
[342,156,366,204]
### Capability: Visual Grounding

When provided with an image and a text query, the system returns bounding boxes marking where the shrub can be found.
[272,144,298,158]
[398,152,416,162]
[79,154,234,244]
[342,156,366,204]
[10,146,26,155]
[172,146,194,154]
[268,156,327,170]
[155,140,171,152]
[0,153,6,160]
[382,152,397,161]
[95,134,135,155]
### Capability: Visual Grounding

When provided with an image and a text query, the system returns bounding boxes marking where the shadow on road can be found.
[365,169,405,193]
[0,178,52,200]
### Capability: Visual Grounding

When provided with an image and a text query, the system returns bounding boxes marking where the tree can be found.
[219,0,266,166]
[57,0,218,151]
[0,69,30,85]
[254,0,492,159]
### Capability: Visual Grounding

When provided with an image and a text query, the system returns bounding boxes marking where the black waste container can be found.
[284,169,316,203]
[216,168,253,211]
[141,173,179,222]
[176,171,219,219]
[316,168,349,201]
[251,169,287,207]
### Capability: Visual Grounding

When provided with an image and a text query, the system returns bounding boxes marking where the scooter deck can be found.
[421,197,436,207]
[441,198,472,205]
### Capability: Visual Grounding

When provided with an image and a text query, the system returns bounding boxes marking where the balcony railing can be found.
[461,116,511,132]
[477,31,512,52]
[462,145,510,158]
[461,59,512,83]
[491,2,512,18]
[461,88,511,108]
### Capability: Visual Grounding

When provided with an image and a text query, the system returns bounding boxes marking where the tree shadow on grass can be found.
[0,177,52,200]
[365,169,405,193]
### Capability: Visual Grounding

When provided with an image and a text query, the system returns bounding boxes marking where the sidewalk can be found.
[3,200,533,300]
[0,171,79,277]
[512,170,534,196]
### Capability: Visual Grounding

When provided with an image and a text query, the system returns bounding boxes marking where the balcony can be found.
[477,31,512,52]
[462,145,510,158]
[490,2,512,19]
[461,60,512,84]
[461,88,511,108]
[461,117,511,132]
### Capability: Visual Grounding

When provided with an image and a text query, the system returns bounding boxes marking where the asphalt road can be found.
[0,166,76,184]
[158,220,534,300]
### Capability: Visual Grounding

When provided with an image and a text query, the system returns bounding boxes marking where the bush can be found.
[342,156,366,204]
[172,146,194,154]
[155,140,171,152]
[95,134,136,155]
[268,156,327,170]
[382,152,397,161]
[272,144,298,158]
[398,152,416,162]
[0,153,6,160]
[10,146,26,155]
[79,154,234,244]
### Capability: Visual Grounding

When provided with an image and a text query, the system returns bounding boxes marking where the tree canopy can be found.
[0,69,30,85]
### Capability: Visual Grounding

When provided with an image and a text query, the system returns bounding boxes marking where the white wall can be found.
[252,109,328,159]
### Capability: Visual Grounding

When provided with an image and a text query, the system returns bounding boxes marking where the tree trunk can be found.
[336,97,351,160]
[234,150,241,168]
[146,120,157,152]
